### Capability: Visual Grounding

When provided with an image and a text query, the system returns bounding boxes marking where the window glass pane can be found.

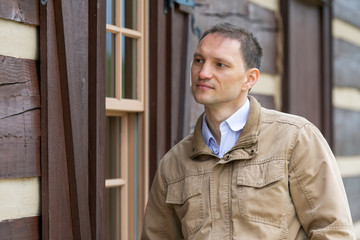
[106,187,121,240]
[106,117,121,179]
[122,0,137,30]
[106,32,116,98]
[106,0,116,25]
[122,36,137,99]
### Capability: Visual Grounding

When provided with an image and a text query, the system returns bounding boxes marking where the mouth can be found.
[196,82,214,90]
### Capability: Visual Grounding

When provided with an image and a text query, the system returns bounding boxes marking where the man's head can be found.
[200,23,263,70]
[191,23,262,112]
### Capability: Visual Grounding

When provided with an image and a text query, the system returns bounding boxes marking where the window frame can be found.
[105,0,146,112]
[104,0,149,239]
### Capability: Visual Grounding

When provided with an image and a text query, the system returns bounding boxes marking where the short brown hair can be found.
[200,23,263,70]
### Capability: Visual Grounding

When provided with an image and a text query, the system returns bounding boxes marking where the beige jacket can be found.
[141,96,355,240]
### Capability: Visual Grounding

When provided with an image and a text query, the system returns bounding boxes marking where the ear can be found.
[242,68,259,91]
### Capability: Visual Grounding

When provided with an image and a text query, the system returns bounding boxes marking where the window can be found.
[105,0,148,239]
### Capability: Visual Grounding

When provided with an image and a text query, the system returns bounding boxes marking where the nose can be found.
[199,63,213,80]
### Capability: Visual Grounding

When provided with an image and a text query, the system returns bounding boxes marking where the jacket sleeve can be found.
[288,123,356,239]
[141,159,183,240]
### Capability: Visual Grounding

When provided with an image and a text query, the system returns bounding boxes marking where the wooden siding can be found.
[40,0,105,239]
[0,0,39,25]
[0,56,40,179]
[0,217,40,240]
[333,108,360,156]
[343,176,360,222]
[333,0,360,29]
[0,1,41,238]
[88,0,106,238]
[333,38,360,89]
[149,0,172,180]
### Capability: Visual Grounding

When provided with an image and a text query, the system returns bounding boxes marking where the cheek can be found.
[190,66,197,78]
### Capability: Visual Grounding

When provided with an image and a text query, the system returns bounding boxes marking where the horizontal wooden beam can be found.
[0,55,40,179]
[0,216,40,240]
[0,0,39,25]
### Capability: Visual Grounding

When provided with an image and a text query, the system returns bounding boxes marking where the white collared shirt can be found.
[201,98,250,158]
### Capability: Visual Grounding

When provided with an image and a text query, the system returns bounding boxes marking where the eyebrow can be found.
[193,53,230,63]
[193,53,203,58]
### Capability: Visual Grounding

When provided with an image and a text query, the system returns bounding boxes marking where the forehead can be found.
[195,34,242,59]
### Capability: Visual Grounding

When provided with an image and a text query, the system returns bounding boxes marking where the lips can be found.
[196,82,214,89]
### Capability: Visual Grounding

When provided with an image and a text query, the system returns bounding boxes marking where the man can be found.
[141,23,355,239]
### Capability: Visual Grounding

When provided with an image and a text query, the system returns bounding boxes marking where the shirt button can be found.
[214,212,220,220]
[257,179,264,185]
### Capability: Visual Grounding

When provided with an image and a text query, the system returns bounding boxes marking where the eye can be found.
[217,63,227,68]
[194,58,204,64]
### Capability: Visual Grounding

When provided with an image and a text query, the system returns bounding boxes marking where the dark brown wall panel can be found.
[333,0,360,28]
[333,108,360,156]
[88,0,106,238]
[333,38,360,89]
[281,0,333,145]
[0,216,40,240]
[287,0,322,126]
[41,0,103,238]
[0,55,40,179]
[0,0,39,25]
[149,0,172,181]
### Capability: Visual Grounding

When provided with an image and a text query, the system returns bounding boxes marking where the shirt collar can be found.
[202,114,215,146]
[225,98,250,132]
[201,98,250,145]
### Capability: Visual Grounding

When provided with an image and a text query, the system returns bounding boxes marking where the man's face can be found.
[191,34,251,110]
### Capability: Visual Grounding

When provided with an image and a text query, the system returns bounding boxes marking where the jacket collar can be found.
[191,95,260,160]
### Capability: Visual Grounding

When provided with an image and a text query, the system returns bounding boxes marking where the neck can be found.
[204,98,247,144]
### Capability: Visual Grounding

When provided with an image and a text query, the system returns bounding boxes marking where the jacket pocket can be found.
[236,159,287,227]
[166,175,204,239]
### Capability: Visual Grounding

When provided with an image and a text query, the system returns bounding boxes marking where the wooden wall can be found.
[40,0,106,239]
[0,0,41,239]
[0,0,106,239]
[333,0,360,227]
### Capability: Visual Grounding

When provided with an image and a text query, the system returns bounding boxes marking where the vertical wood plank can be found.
[40,0,73,239]
[52,0,91,238]
[281,0,333,144]
[41,0,103,239]
[88,0,106,239]
[149,0,171,183]
[320,2,333,146]
[169,6,189,147]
